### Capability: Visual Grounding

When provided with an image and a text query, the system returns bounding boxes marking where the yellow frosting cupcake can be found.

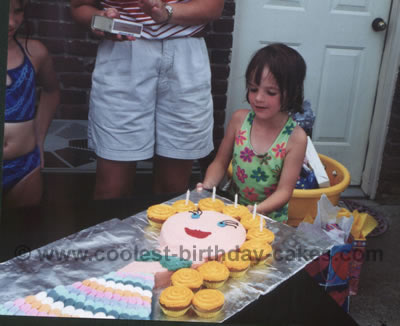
[246,227,275,243]
[147,204,176,227]
[159,285,194,317]
[192,289,225,318]
[220,251,251,278]
[172,200,196,213]
[222,204,249,221]
[197,261,230,289]
[171,268,204,292]
[240,214,266,230]
[240,239,273,266]
[198,198,225,212]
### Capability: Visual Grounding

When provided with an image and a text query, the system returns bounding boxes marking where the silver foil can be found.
[123,190,336,322]
[0,191,335,322]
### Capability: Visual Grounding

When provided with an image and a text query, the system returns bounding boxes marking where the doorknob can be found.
[372,18,387,32]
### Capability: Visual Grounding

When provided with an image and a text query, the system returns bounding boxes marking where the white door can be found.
[226,0,392,184]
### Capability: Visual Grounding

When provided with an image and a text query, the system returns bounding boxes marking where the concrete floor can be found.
[347,199,400,326]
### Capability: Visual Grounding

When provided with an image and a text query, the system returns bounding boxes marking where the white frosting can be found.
[35,291,47,301]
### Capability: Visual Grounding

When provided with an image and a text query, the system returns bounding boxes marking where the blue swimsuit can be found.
[3,39,40,192]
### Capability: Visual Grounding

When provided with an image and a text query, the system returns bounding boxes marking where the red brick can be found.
[66,40,98,57]
[212,19,234,34]
[211,65,230,80]
[41,39,66,54]
[54,57,85,73]
[58,105,89,120]
[212,80,228,95]
[213,95,227,111]
[60,73,92,89]
[38,21,87,39]
[206,34,232,49]
[60,90,88,105]
[210,50,231,64]
[214,110,226,126]
[27,2,59,21]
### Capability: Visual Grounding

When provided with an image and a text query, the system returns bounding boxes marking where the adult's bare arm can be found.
[70,0,102,26]
[70,0,135,41]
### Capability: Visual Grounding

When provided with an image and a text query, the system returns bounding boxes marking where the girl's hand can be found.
[196,182,204,192]
[92,8,136,41]
[196,182,214,192]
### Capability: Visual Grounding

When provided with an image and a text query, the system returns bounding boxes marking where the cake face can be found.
[159,210,246,263]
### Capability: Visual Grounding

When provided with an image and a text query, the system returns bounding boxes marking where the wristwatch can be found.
[164,4,173,23]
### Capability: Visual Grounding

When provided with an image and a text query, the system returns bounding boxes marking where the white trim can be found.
[362,1,400,199]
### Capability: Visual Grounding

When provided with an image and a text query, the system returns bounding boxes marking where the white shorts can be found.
[88,37,214,161]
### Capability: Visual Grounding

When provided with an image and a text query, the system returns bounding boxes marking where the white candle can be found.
[252,204,257,219]
[212,186,216,201]
[260,215,263,232]
[234,194,238,208]
[185,189,190,205]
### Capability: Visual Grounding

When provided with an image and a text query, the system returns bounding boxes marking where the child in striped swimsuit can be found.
[198,44,308,223]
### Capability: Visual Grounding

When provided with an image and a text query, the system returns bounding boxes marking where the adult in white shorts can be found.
[71,0,224,199]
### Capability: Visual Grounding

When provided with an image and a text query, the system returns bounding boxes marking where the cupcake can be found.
[220,251,250,278]
[147,204,176,227]
[240,239,273,266]
[159,286,194,317]
[198,198,225,212]
[246,227,275,243]
[172,200,196,213]
[197,261,230,289]
[222,204,249,221]
[192,289,224,318]
[171,268,203,292]
[240,214,266,230]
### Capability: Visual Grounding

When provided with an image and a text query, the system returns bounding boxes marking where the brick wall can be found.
[376,68,400,202]
[27,0,235,166]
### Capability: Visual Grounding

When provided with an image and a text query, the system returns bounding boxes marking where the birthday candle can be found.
[212,186,216,201]
[185,190,190,205]
[252,204,257,219]
[260,215,263,232]
[234,194,238,208]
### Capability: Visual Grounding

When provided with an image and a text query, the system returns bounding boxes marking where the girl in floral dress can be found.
[198,43,307,222]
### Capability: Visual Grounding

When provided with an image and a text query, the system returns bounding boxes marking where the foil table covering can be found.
[0,191,336,322]
[123,190,336,322]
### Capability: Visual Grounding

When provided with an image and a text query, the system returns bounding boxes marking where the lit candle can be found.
[252,204,257,219]
[234,194,238,208]
[212,186,216,201]
[185,190,190,205]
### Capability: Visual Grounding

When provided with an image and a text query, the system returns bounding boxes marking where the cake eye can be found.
[190,209,203,219]
[191,212,201,219]
[218,220,239,228]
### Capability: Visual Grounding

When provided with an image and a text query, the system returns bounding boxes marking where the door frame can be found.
[362,0,400,199]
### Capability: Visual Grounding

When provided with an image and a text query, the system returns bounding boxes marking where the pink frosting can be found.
[72,282,82,289]
[20,303,31,313]
[159,211,246,263]
[13,298,25,307]
[26,308,39,316]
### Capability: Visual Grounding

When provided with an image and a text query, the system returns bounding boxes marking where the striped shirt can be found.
[100,0,206,39]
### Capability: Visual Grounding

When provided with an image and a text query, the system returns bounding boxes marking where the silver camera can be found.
[91,15,143,38]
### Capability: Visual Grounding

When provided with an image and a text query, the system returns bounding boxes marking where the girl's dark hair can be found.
[245,43,306,114]
[14,0,32,54]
